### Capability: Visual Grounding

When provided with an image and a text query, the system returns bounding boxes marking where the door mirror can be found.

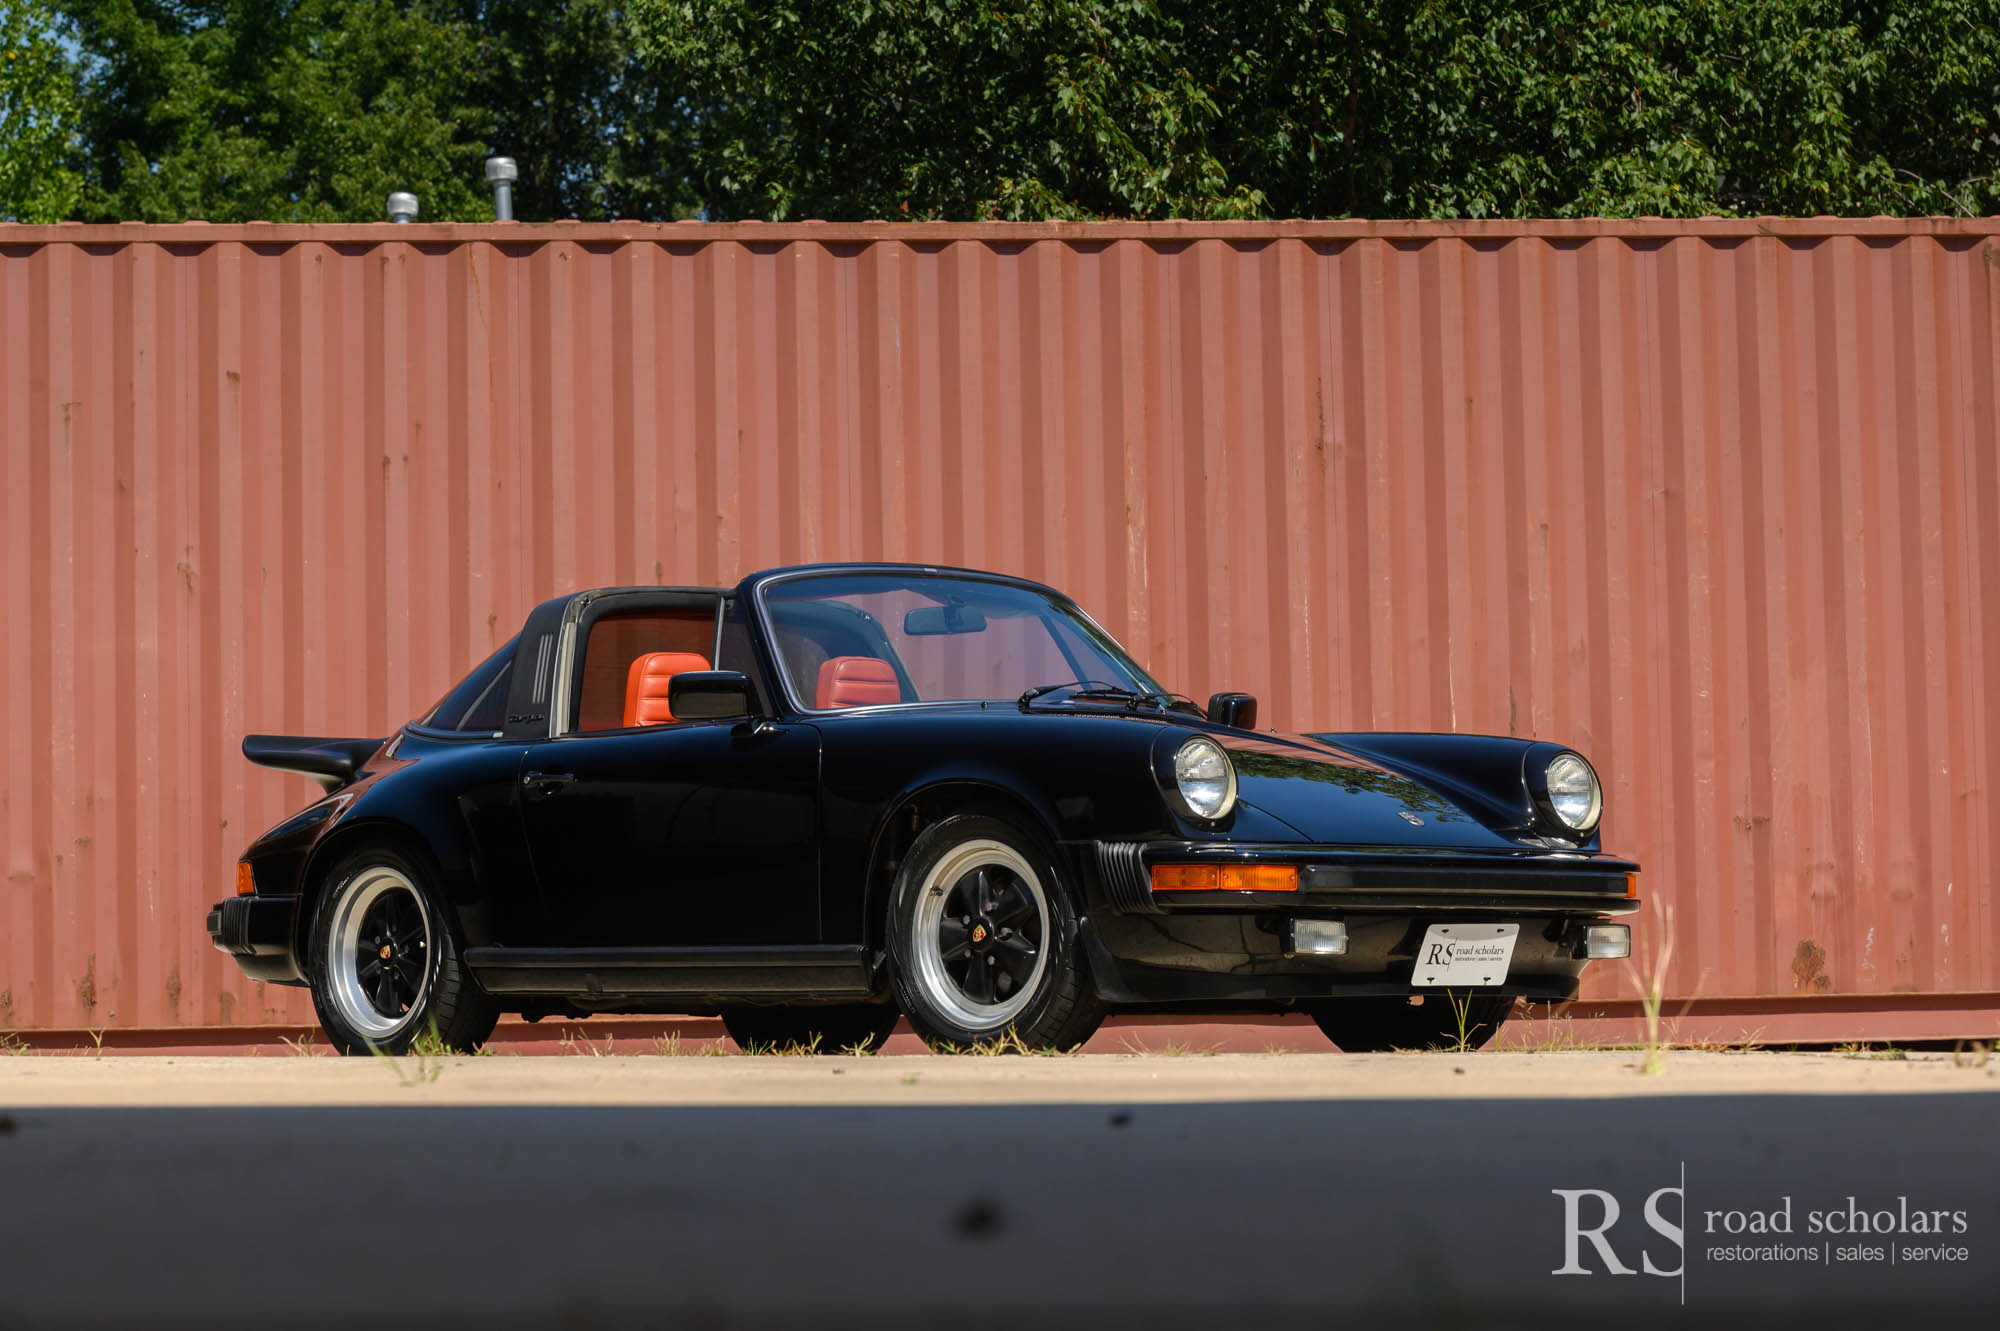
[668,671,754,721]
[1206,691,1258,731]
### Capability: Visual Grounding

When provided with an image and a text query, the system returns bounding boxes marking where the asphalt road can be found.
[2,1052,1994,1329]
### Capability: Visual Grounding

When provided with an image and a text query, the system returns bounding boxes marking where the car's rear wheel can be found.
[719,1003,900,1053]
[1310,993,1514,1052]
[306,846,499,1056]
[887,814,1104,1052]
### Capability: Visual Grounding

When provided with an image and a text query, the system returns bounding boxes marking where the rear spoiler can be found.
[241,735,385,793]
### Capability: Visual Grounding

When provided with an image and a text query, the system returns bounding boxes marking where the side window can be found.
[716,597,772,715]
[574,605,719,731]
[423,637,519,734]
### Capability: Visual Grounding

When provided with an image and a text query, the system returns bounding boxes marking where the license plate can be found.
[1410,923,1519,987]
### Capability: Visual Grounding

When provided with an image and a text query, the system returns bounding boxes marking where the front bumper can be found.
[206,895,305,985]
[1077,841,1638,1007]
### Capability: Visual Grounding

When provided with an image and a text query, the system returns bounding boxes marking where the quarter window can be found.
[422,637,519,734]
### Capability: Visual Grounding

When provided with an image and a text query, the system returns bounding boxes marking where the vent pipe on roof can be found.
[386,192,419,223]
[485,157,518,221]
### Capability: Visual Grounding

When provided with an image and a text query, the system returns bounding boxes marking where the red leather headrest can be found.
[623,651,712,727]
[815,656,901,709]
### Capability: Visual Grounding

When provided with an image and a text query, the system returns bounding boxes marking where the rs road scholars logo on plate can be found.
[1410,923,1518,986]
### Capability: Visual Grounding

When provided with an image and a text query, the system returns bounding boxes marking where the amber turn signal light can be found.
[1626,873,1638,898]
[1151,865,1217,891]
[1151,864,1298,892]
[235,861,256,896]
[1220,864,1298,892]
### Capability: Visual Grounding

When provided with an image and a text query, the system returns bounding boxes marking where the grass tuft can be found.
[1444,991,1477,1055]
[934,1027,1080,1057]
[1627,908,1676,1076]
[1117,1034,1220,1057]
[367,1020,448,1085]
[280,1032,324,1058]
[558,1028,618,1057]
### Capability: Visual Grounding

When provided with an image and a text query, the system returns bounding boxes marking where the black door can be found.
[516,719,822,948]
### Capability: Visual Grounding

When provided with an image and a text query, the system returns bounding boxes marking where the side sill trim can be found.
[463,944,873,998]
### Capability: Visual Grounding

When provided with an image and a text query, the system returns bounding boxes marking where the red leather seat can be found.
[816,656,901,709]
[622,651,712,727]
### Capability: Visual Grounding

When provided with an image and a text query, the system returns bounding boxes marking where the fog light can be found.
[1289,919,1348,956]
[1583,924,1630,959]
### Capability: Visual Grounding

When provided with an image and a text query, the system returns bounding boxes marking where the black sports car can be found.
[209,563,1640,1054]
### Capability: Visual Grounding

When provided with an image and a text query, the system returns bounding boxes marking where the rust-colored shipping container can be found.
[2,218,1995,1039]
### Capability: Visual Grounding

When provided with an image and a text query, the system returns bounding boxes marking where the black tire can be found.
[886,813,1105,1052]
[719,1003,901,1053]
[306,844,500,1056]
[1310,993,1515,1052]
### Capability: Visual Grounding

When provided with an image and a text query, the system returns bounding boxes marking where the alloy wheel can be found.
[910,838,1050,1030]
[325,866,433,1042]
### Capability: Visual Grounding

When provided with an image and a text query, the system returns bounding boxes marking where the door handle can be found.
[521,770,576,794]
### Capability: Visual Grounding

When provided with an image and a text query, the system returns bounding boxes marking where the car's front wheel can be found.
[1310,993,1514,1052]
[719,1003,900,1052]
[887,814,1104,1052]
[306,846,499,1056]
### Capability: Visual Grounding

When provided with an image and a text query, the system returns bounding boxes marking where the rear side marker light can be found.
[235,861,256,896]
[1288,919,1348,956]
[1150,864,1298,893]
[1583,924,1630,959]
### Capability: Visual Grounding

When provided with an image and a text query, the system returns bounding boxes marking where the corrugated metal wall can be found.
[2,218,1996,1034]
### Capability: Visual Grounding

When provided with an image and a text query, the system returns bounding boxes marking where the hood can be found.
[1217,733,1544,851]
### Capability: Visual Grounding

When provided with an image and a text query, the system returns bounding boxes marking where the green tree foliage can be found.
[633,0,2000,220]
[56,1,693,222]
[61,0,491,221]
[445,1,696,221]
[0,0,83,221]
[632,0,1267,220]
[29,1,2000,223]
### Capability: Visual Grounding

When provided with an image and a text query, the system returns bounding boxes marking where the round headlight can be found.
[1173,737,1237,821]
[1545,752,1602,833]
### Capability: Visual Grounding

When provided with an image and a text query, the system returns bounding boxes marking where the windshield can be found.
[758,572,1164,710]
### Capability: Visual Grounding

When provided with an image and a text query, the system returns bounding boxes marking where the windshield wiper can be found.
[1018,681,1200,714]
[1018,680,1138,709]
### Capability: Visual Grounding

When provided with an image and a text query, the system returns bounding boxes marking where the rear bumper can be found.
[1077,841,1638,1008]
[206,896,305,985]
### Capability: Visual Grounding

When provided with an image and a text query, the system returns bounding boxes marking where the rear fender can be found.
[291,800,493,957]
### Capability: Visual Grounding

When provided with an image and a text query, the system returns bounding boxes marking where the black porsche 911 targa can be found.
[209,563,1640,1054]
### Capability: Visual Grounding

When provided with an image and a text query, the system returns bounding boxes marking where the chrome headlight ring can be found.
[1538,750,1602,836]
[1169,735,1238,822]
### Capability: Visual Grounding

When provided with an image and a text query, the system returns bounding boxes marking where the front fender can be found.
[1305,732,1604,850]
[817,710,1309,952]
